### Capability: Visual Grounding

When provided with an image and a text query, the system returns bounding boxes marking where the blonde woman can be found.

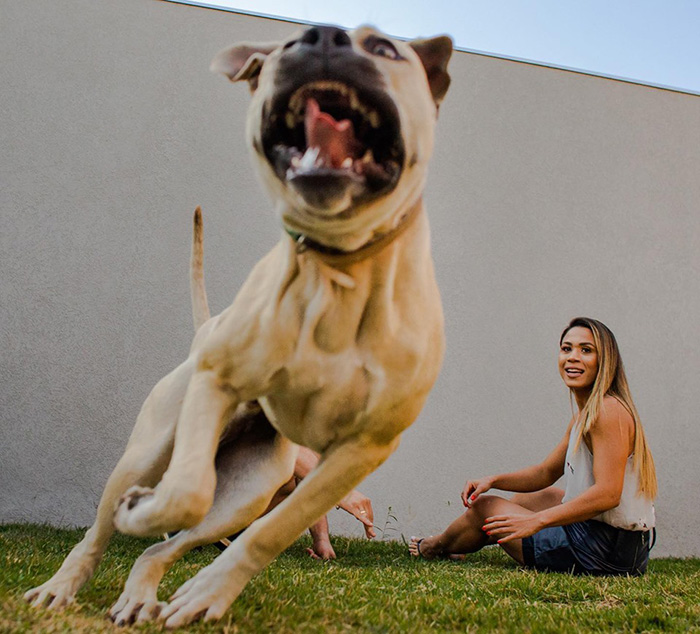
[409,317,657,575]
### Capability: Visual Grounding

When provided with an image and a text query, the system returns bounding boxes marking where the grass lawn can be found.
[1,524,698,633]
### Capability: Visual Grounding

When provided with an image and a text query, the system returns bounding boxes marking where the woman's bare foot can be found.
[307,539,336,560]
[408,536,441,560]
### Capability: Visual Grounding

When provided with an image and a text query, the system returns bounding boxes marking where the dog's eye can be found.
[366,37,400,60]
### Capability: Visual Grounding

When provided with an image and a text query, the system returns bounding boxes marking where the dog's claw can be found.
[24,579,78,611]
[160,561,238,628]
[110,594,165,626]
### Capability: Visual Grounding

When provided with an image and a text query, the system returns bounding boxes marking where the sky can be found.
[172,0,700,94]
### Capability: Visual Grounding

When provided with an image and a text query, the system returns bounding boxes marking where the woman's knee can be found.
[469,494,506,518]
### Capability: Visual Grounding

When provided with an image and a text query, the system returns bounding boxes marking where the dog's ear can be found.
[409,36,453,107]
[210,42,279,92]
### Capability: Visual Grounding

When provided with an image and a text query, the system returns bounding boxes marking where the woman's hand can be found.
[482,513,544,543]
[338,490,376,539]
[462,476,495,508]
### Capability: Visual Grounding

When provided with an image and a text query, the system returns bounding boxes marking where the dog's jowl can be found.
[25,25,452,627]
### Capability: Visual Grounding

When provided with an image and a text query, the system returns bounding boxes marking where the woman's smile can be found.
[558,326,598,392]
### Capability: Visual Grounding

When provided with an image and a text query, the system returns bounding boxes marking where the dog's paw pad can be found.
[116,486,154,512]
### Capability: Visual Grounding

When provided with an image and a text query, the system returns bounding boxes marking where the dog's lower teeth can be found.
[285,112,296,129]
[341,157,353,168]
[297,146,321,170]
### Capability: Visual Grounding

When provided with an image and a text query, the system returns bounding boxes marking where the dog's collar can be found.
[284,200,422,266]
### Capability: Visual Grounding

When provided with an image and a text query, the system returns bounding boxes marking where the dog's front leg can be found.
[114,370,237,536]
[23,443,165,610]
[109,425,297,626]
[158,435,399,628]
[24,358,195,610]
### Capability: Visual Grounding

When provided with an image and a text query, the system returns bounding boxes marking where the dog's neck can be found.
[284,199,423,267]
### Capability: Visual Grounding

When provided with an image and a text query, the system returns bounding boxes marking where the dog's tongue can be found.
[305,98,356,168]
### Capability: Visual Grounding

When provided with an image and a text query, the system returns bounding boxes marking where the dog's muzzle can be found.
[261,26,405,211]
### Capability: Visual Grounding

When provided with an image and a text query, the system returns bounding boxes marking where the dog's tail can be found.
[190,206,211,331]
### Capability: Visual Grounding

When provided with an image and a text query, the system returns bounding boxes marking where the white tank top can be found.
[562,423,655,531]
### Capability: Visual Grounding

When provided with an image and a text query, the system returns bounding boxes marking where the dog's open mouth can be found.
[263,81,404,207]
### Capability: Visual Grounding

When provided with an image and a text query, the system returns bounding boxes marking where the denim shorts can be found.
[522,520,653,576]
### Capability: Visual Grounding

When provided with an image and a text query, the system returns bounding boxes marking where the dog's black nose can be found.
[299,26,352,51]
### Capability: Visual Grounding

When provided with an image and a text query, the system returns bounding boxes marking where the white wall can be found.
[2,0,698,557]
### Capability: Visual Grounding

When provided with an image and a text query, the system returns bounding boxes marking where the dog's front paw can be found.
[24,567,93,611]
[117,485,155,511]
[24,580,76,611]
[113,485,166,537]
[159,562,240,628]
[114,484,209,537]
[110,592,166,626]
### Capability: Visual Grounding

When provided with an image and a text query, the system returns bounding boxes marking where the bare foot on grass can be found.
[306,540,336,560]
[409,536,440,560]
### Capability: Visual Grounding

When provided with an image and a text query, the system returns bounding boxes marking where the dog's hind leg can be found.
[24,358,196,610]
[109,413,297,625]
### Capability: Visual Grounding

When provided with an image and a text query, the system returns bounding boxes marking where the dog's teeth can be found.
[299,146,320,169]
[285,112,296,129]
[361,149,374,164]
[349,90,360,112]
[341,157,353,168]
[291,156,301,168]
[368,111,380,128]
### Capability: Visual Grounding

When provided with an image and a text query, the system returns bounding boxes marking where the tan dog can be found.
[24,25,451,627]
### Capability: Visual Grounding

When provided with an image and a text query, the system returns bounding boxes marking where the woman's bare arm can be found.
[484,399,632,542]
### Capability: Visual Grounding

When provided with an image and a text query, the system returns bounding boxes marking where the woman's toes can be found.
[408,536,424,558]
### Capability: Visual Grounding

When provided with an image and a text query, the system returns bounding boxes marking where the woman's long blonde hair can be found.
[561,317,657,499]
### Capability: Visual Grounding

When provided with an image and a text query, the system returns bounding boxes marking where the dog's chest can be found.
[262,351,414,454]
[262,351,372,446]
[208,243,442,450]
[258,265,429,450]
